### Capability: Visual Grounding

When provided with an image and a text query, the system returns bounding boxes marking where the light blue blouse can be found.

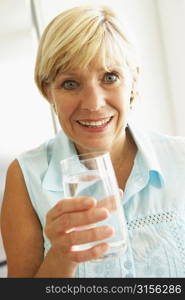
[17,122,185,277]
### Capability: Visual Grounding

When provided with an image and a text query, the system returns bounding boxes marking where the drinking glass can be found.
[60,151,127,260]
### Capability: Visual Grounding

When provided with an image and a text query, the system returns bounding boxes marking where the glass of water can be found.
[60,151,127,260]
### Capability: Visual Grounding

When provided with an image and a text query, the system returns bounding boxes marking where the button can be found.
[124,260,132,269]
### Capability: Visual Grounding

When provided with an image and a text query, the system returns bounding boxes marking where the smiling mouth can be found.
[76,117,113,128]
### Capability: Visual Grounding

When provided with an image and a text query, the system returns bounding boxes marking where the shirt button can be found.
[124,260,132,269]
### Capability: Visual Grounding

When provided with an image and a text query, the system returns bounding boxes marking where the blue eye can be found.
[104,72,118,83]
[63,80,78,89]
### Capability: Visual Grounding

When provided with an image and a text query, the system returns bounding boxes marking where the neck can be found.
[110,128,137,190]
[110,128,134,164]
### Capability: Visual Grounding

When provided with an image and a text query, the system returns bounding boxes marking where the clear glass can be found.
[60,151,127,261]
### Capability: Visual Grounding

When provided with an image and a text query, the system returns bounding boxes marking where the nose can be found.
[80,83,106,111]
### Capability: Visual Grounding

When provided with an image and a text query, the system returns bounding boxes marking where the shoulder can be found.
[2,159,37,229]
[5,159,31,197]
[148,130,185,155]
[4,137,55,199]
[6,158,21,176]
[146,131,185,177]
[5,159,23,188]
[17,137,55,175]
[130,122,185,156]
[18,137,54,162]
[131,122,185,160]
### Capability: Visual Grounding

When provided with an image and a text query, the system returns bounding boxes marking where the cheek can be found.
[57,101,76,120]
[114,88,131,110]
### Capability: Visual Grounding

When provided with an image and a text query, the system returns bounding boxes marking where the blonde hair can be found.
[35,5,139,99]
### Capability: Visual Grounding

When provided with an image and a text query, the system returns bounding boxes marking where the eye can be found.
[103,72,118,83]
[62,80,79,90]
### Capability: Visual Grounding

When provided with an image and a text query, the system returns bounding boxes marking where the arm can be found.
[1,160,112,278]
[1,160,44,277]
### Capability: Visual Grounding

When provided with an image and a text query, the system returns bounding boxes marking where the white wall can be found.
[0,0,55,155]
[0,0,54,202]
[156,0,185,136]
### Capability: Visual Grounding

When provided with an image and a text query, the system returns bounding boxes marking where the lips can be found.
[76,117,113,128]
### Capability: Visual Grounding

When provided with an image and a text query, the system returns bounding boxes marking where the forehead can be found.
[50,33,129,81]
[52,41,129,82]
[57,56,125,75]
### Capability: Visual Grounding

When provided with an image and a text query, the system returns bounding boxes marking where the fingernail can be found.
[83,197,95,207]
[97,208,109,219]
[104,226,114,236]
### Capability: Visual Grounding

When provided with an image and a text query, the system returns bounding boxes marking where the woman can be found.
[1,5,185,278]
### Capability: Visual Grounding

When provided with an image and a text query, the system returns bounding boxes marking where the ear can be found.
[132,66,140,90]
[130,67,140,106]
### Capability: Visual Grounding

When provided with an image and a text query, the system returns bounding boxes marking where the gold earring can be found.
[51,102,57,114]
[130,90,134,107]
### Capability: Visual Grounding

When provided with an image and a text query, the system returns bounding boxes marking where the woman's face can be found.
[48,60,134,154]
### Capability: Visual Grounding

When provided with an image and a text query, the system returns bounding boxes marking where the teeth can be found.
[78,117,111,127]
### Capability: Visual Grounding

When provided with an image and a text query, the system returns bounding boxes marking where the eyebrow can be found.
[56,64,123,79]
[62,67,119,74]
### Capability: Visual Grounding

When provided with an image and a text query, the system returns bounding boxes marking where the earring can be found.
[130,90,134,108]
[51,102,57,115]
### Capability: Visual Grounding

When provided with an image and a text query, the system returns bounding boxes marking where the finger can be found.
[60,226,114,251]
[96,189,123,213]
[52,207,110,234]
[97,195,118,212]
[46,196,96,223]
[69,243,110,263]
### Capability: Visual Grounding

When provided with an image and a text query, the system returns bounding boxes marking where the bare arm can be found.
[1,160,44,277]
[1,160,112,278]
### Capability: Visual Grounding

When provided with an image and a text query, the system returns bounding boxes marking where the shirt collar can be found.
[128,121,165,186]
[42,122,165,192]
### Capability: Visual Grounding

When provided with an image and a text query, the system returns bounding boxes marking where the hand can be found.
[44,196,113,269]
[97,188,124,212]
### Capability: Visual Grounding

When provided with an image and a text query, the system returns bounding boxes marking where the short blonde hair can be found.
[35,5,139,99]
